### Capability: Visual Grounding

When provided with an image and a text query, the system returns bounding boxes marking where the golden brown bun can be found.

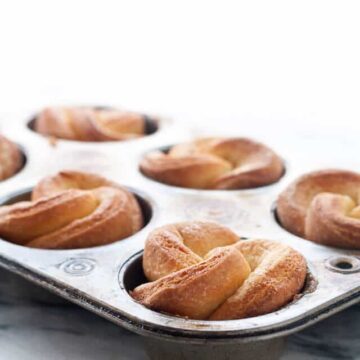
[140,137,284,189]
[277,169,360,249]
[131,221,306,320]
[0,171,143,249]
[34,107,146,141]
[0,134,23,181]
[210,239,307,320]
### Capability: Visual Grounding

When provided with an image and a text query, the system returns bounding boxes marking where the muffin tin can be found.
[0,108,359,360]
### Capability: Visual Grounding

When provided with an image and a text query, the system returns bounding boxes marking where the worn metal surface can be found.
[0,107,359,352]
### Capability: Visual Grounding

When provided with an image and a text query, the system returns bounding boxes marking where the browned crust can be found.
[143,222,239,281]
[132,246,251,320]
[210,240,307,320]
[0,171,143,249]
[0,134,23,181]
[140,137,284,190]
[34,107,145,142]
[277,169,360,249]
[32,170,122,199]
[131,221,307,320]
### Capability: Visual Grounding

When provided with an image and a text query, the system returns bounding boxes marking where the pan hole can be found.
[325,256,360,274]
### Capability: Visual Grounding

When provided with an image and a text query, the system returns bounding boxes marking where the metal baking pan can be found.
[0,106,359,360]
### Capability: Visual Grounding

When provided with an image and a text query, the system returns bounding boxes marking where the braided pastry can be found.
[277,169,360,249]
[0,134,23,181]
[0,171,143,249]
[34,107,148,141]
[131,221,306,320]
[140,137,284,189]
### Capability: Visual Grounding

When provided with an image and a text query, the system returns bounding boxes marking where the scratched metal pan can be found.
[0,107,359,360]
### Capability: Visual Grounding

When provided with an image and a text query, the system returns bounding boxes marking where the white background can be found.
[0,0,359,133]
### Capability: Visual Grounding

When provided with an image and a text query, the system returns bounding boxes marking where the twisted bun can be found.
[278,169,360,249]
[0,134,23,181]
[34,107,147,141]
[132,221,306,320]
[0,171,143,249]
[140,137,283,189]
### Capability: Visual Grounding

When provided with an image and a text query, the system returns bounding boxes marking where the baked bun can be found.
[0,134,23,181]
[140,137,284,189]
[131,221,306,320]
[34,107,147,141]
[0,171,143,249]
[277,169,360,249]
